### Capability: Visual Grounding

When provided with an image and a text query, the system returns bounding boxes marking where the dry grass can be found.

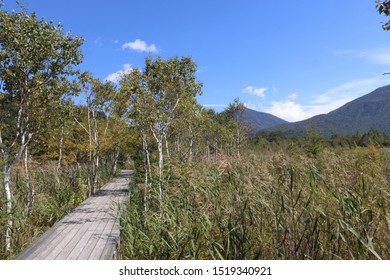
[0,162,113,259]
[120,145,390,259]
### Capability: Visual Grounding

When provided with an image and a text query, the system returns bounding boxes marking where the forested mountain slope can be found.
[235,108,288,135]
[263,85,390,136]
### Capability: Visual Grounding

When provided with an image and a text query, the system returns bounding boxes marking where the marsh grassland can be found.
[120,145,390,260]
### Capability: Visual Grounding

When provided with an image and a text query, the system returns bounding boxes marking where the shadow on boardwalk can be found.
[15,170,133,260]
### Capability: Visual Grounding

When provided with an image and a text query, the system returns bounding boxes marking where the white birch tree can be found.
[0,8,83,252]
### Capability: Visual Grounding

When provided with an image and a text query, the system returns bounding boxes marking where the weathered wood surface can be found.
[15,170,132,260]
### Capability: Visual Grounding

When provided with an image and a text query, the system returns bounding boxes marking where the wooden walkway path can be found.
[15,170,132,260]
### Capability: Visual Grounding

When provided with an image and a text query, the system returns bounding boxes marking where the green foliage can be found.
[304,126,324,157]
[0,8,84,103]
[0,6,84,155]
[377,0,390,30]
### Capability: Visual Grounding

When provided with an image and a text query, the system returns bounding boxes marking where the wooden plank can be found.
[15,170,132,260]
[16,202,94,259]
[99,224,121,260]
[51,196,109,259]
[64,204,109,260]
[37,197,107,260]
[87,218,116,260]
[75,212,113,260]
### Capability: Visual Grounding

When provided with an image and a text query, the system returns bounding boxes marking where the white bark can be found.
[1,130,32,252]
[163,131,170,169]
[25,147,34,215]
[176,135,181,158]
[151,126,163,202]
[56,127,64,184]
[157,138,163,201]
[112,147,120,175]
[188,125,193,162]
[142,134,148,211]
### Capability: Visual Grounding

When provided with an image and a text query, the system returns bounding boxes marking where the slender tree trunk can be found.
[112,147,120,175]
[25,147,34,215]
[151,127,163,203]
[94,154,99,192]
[176,135,181,158]
[2,131,31,252]
[3,166,13,253]
[163,132,170,168]
[157,137,163,201]
[188,125,193,162]
[104,113,109,137]
[92,110,99,193]
[142,133,148,212]
[145,136,152,181]
[87,100,93,197]
[56,127,64,184]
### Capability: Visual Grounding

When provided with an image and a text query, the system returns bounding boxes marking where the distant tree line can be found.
[255,128,390,149]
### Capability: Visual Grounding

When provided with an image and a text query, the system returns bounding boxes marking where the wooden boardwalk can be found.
[15,170,132,260]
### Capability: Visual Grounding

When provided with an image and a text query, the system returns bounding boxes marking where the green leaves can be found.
[0,9,84,98]
[0,7,84,138]
[376,0,390,30]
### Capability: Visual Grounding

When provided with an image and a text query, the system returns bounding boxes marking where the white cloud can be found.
[267,101,310,122]
[243,100,264,111]
[203,104,228,108]
[288,93,298,100]
[122,39,158,54]
[334,47,390,65]
[312,77,389,106]
[105,64,133,83]
[265,76,390,122]
[242,86,267,98]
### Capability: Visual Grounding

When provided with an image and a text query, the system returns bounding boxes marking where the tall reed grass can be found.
[0,162,113,259]
[120,145,390,259]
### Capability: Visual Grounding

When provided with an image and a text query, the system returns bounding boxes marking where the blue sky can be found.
[5,0,390,121]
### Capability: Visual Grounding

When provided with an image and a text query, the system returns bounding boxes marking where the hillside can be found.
[235,108,288,135]
[264,84,390,136]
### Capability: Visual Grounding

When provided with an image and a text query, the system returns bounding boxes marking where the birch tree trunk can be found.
[2,131,31,252]
[112,147,120,175]
[87,97,93,197]
[163,131,171,171]
[142,133,149,211]
[25,147,34,215]
[92,110,99,193]
[188,125,193,162]
[55,127,64,184]
[176,135,181,158]
[3,161,13,253]
[151,127,163,203]
[157,136,163,201]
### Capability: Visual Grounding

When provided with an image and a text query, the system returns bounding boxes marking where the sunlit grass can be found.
[0,162,113,259]
[120,145,390,259]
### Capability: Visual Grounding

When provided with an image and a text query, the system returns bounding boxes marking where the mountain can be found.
[235,108,288,135]
[266,84,390,136]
